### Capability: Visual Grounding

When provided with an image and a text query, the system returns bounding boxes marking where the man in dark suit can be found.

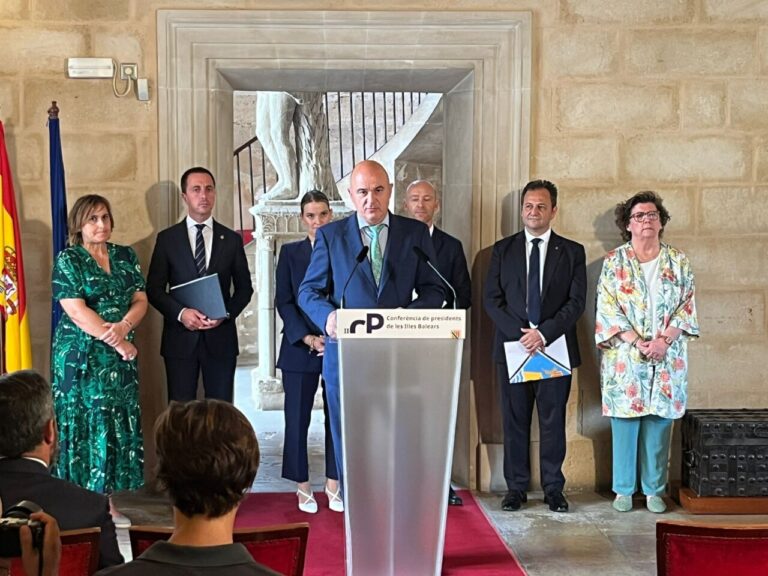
[147,167,254,402]
[403,179,471,506]
[484,179,586,513]
[298,160,444,487]
[0,370,123,569]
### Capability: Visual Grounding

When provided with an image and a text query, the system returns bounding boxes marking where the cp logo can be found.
[348,313,384,334]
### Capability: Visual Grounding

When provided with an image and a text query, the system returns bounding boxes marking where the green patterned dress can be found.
[51,243,145,493]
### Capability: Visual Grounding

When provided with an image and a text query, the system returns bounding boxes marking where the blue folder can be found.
[170,273,227,320]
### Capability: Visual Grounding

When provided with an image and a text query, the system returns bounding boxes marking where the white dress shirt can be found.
[524,227,551,292]
[185,215,213,268]
[178,216,214,322]
[356,213,390,261]
[524,227,552,341]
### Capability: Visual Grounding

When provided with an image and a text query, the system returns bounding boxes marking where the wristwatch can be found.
[663,335,674,345]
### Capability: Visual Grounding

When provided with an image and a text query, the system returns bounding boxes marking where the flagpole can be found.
[49,101,68,343]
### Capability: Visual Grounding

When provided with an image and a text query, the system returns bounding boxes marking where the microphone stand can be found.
[413,246,457,310]
[341,245,369,309]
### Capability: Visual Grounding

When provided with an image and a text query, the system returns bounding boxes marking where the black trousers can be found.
[498,363,571,493]
[164,341,237,402]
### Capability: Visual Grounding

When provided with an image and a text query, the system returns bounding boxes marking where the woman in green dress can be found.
[52,194,148,522]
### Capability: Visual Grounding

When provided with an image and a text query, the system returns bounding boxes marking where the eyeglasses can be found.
[629,211,660,223]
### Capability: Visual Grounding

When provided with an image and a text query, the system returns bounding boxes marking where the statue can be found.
[255,91,339,201]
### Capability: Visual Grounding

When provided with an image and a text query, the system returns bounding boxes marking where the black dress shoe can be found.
[544,490,569,513]
[448,487,463,506]
[501,490,527,511]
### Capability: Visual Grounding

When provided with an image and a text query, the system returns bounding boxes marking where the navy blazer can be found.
[275,238,323,373]
[0,458,123,569]
[146,219,254,359]
[484,230,586,366]
[432,227,472,310]
[297,212,445,330]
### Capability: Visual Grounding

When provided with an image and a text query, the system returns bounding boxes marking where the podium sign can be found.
[337,309,466,576]
[337,309,466,339]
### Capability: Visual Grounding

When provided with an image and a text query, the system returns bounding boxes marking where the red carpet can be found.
[235,490,525,575]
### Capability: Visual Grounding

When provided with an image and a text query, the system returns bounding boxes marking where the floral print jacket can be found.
[595,242,699,419]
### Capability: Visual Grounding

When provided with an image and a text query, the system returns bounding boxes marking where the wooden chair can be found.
[657,520,768,576]
[9,527,101,576]
[130,523,309,576]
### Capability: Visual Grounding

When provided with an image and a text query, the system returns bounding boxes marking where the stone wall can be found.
[535,0,768,490]
[2,0,767,490]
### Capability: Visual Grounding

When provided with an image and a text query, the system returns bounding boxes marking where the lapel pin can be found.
[220,235,224,240]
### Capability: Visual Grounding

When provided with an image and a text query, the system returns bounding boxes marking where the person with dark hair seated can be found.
[0,370,123,569]
[95,400,279,575]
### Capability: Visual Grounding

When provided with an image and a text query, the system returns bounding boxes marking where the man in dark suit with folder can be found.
[297,160,444,488]
[484,179,586,513]
[147,167,254,402]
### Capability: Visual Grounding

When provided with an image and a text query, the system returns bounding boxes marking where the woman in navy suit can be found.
[275,190,341,513]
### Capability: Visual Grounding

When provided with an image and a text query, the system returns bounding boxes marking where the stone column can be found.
[250,205,291,409]
[256,221,277,382]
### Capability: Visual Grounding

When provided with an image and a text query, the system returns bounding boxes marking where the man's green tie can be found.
[365,224,385,285]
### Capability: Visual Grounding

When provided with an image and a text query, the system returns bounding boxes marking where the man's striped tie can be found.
[194,223,207,276]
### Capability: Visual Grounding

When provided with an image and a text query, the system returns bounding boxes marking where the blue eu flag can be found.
[49,102,68,334]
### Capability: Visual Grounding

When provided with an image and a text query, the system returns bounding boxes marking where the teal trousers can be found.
[611,415,674,496]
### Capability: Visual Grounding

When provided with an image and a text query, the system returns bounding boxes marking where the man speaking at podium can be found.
[298,160,444,490]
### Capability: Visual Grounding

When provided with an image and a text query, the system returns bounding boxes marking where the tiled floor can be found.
[113,367,768,574]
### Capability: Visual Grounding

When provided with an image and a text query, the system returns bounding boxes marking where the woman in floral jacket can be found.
[595,191,699,513]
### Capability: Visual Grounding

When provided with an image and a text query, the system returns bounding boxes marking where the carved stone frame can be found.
[157,9,531,491]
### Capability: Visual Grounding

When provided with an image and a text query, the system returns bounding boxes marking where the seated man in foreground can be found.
[0,370,123,569]
[96,400,279,575]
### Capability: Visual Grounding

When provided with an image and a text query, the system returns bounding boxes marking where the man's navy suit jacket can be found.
[297,213,445,384]
[0,458,123,569]
[275,238,323,374]
[432,227,471,310]
[484,230,586,367]
[146,220,253,359]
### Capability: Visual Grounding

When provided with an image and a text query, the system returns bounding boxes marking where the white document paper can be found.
[504,335,571,383]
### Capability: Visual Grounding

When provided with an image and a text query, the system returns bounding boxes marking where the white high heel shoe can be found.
[297,487,318,514]
[325,485,344,513]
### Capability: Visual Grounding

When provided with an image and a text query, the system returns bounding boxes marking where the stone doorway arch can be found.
[157,9,531,491]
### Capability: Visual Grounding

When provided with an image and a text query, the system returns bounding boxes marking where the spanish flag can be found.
[0,121,32,372]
